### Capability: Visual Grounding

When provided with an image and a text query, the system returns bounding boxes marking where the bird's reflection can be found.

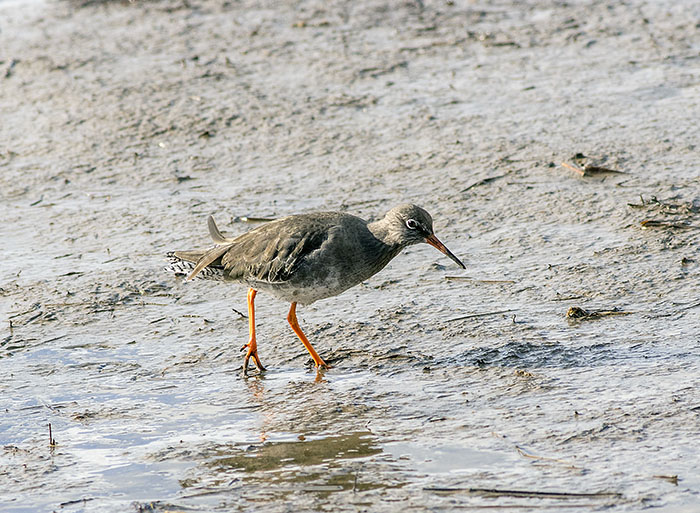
[243,372,270,442]
[241,365,328,442]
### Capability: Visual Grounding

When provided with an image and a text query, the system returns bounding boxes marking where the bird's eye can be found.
[406,219,418,230]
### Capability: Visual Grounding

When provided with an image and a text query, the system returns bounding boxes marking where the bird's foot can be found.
[311,358,331,370]
[312,361,332,382]
[241,341,266,374]
[243,353,266,375]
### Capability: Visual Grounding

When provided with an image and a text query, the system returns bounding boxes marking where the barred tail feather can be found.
[164,252,227,282]
[183,244,232,281]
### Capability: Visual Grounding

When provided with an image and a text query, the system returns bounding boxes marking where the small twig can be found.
[561,162,626,177]
[3,58,17,78]
[48,423,57,447]
[181,489,233,499]
[24,312,44,324]
[653,475,679,485]
[561,161,585,176]
[424,487,622,499]
[516,446,578,467]
[552,295,585,301]
[8,304,41,319]
[583,165,626,175]
[447,309,515,322]
[232,216,276,223]
[232,308,248,319]
[43,334,68,344]
[676,300,700,312]
[445,276,515,284]
[566,306,633,320]
[59,498,95,507]
[641,219,699,230]
[461,172,510,193]
[627,194,647,208]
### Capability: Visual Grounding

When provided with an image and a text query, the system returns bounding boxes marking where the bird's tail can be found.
[164,251,227,281]
[164,216,236,282]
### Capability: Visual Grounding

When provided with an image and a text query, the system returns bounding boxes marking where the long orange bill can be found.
[425,234,466,269]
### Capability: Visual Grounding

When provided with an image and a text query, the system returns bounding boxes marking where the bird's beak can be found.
[425,234,466,269]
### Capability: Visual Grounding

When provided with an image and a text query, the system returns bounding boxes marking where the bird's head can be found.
[386,204,466,269]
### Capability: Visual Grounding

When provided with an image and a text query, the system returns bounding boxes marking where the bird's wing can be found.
[171,250,206,263]
[220,216,331,283]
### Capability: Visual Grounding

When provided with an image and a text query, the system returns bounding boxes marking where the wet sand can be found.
[1,0,699,511]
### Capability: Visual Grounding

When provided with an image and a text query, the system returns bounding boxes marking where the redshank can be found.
[166,204,465,373]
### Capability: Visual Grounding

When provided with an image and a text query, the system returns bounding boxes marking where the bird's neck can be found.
[367,217,403,247]
[362,218,406,277]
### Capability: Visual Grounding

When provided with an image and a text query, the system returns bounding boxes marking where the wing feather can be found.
[185,244,233,281]
[219,218,329,283]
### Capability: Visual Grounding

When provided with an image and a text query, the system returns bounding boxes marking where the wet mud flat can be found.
[1,0,699,511]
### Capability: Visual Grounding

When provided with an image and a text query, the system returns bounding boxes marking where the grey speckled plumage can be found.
[166,204,465,373]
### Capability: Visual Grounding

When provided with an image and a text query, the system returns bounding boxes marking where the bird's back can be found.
[223,212,353,284]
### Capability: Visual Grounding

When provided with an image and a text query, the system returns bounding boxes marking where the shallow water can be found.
[2,0,700,511]
[3,323,699,511]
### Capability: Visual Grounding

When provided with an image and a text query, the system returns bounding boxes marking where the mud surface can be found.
[1,0,699,511]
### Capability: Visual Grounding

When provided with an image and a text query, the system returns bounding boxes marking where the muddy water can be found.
[2,0,699,511]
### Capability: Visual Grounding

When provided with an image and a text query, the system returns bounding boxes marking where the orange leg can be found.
[287,302,330,369]
[241,288,265,373]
